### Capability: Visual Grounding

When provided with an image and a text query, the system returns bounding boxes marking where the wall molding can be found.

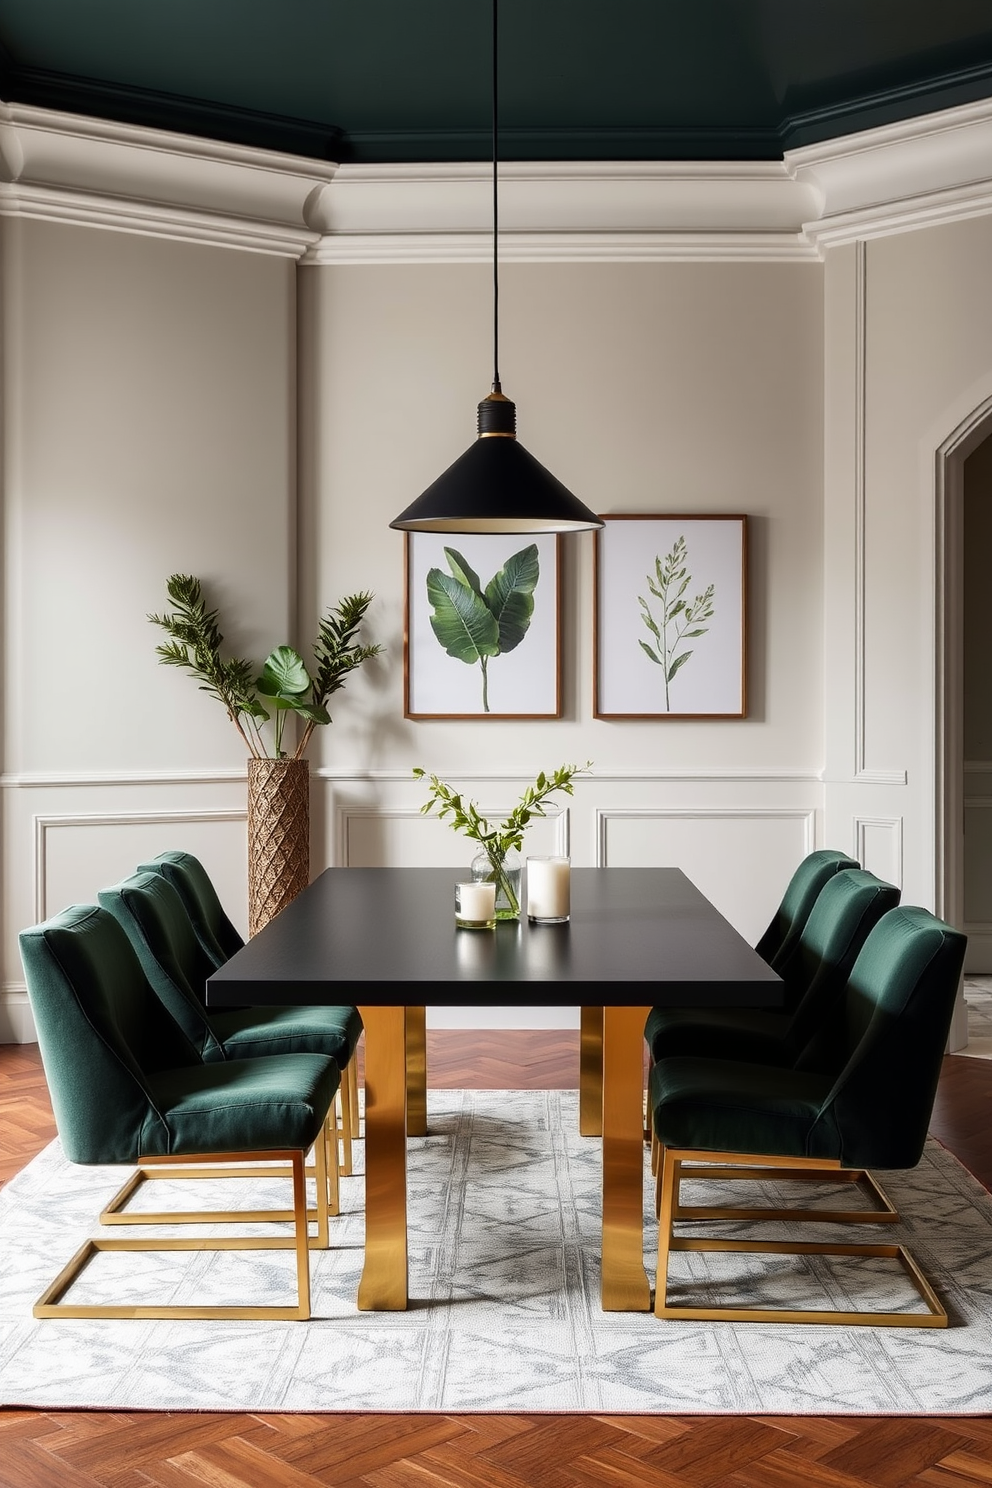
[32,807,245,921]
[316,767,823,785]
[846,241,908,788]
[3,96,992,262]
[853,814,905,888]
[302,229,816,266]
[0,988,34,1044]
[594,807,816,868]
[335,804,569,866]
[853,238,869,780]
[2,768,247,788]
[791,96,992,250]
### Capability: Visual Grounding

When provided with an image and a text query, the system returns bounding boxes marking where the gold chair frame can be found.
[650,1126,898,1225]
[101,1103,341,1245]
[35,1133,331,1321]
[655,1146,946,1327]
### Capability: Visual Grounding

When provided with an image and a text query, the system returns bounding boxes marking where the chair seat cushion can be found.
[210,1005,363,1065]
[645,1007,791,1065]
[146,1052,340,1156]
[649,1056,834,1159]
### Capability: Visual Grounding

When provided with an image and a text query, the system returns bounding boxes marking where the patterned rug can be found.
[1,1090,992,1414]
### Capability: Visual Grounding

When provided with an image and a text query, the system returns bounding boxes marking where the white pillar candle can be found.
[527,856,571,922]
[455,880,496,927]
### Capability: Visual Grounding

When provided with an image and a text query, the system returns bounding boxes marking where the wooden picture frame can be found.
[404,532,562,719]
[594,514,747,719]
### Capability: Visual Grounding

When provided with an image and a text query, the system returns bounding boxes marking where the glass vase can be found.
[471,846,522,921]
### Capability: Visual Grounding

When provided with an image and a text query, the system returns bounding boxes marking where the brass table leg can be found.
[579,1005,604,1135]
[356,1004,408,1310]
[406,1004,427,1137]
[601,1003,652,1311]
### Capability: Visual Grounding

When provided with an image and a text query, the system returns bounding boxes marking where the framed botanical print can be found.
[404,532,562,719]
[594,514,747,719]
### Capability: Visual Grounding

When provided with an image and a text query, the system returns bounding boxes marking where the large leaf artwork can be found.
[426,544,540,712]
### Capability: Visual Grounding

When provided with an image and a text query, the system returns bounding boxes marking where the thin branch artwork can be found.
[594,515,746,719]
[637,535,716,711]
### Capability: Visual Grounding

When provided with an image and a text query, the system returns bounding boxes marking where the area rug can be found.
[2,1090,992,1414]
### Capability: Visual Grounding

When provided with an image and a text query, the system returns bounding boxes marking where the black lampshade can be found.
[390,392,603,533]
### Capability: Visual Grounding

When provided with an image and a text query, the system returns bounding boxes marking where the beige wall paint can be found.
[301,260,824,780]
[822,215,992,946]
[1,219,297,1032]
[2,217,296,775]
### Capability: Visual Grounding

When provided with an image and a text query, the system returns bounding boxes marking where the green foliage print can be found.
[638,535,715,711]
[426,544,540,712]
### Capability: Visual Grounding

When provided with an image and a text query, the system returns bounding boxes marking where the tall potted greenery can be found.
[150,574,382,935]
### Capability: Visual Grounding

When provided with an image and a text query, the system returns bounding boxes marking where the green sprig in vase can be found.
[470,845,522,920]
[414,762,591,924]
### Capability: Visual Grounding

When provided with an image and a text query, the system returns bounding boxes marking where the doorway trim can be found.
[935,393,992,1040]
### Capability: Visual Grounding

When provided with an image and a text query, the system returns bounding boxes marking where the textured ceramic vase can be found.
[247,757,310,936]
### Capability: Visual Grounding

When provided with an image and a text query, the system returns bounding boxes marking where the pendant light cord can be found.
[491,0,501,395]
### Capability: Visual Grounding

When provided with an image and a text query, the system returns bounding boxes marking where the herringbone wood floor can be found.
[2,1033,992,1487]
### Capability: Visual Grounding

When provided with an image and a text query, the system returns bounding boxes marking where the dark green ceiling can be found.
[1,0,991,164]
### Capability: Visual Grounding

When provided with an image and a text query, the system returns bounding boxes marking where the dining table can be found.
[206,865,783,1312]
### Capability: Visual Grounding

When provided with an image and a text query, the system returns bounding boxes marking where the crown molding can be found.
[303,230,817,266]
[2,96,992,262]
[301,160,819,263]
[788,96,992,250]
[0,100,334,256]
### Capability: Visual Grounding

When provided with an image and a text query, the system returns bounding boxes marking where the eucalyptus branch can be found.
[413,762,592,857]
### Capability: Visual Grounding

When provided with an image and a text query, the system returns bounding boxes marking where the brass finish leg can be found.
[350,1039,361,1133]
[579,1005,603,1136]
[601,1003,652,1311]
[406,1004,427,1137]
[357,1003,408,1310]
[324,1102,340,1219]
[339,1060,355,1176]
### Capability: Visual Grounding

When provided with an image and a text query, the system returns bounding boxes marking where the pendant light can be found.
[389,0,603,534]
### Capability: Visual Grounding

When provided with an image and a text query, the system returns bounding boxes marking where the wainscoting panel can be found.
[853,814,904,890]
[2,775,249,1042]
[338,804,567,869]
[597,807,816,943]
[35,810,248,927]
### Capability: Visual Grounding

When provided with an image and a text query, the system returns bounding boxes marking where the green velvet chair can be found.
[136,851,362,1168]
[646,868,899,1068]
[19,904,341,1320]
[646,868,901,1223]
[644,848,858,1066]
[754,847,859,970]
[649,905,967,1327]
[100,870,362,1171]
[137,849,245,966]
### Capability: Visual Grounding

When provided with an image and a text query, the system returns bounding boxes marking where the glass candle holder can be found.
[526,856,571,923]
[455,880,496,930]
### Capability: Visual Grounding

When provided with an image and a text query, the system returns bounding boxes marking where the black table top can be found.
[206,866,783,1007]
